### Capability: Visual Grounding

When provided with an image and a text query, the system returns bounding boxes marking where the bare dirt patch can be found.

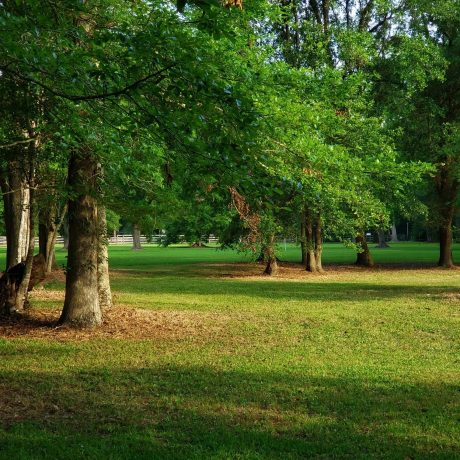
[206,262,457,280]
[439,292,460,302]
[0,306,228,341]
[207,262,374,280]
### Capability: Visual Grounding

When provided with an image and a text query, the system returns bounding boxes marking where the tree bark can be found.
[38,203,66,274]
[438,204,455,267]
[0,160,30,270]
[300,211,307,264]
[132,223,142,250]
[97,205,112,311]
[59,151,102,327]
[62,219,69,250]
[376,229,389,248]
[314,214,323,272]
[14,178,35,311]
[390,222,398,242]
[0,141,36,313]
[355,233,374,267]
[305,211,317,272]
[435,166,457,268]
[263,234,278,275]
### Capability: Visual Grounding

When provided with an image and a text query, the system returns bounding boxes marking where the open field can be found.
[0,243,459,459]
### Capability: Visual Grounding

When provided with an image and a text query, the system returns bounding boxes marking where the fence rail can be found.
[0,234,219,246]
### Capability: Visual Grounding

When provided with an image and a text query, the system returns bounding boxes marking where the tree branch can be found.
[1,64,176,102]
[309,0,322,24]
[0,138,36,149]
[358,0,374,32]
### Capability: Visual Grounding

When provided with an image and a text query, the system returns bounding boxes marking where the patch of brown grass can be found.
[0,307,228,341]
[206,262,459,280]
[439,292,460,302]
[29,288,64,302]
[44,269,66,283]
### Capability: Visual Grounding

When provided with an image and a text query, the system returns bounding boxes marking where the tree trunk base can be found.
[438,261,455,269]
[263,258,278,276]
[191,242,208,248]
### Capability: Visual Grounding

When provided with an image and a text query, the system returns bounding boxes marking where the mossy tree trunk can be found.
[59,150,102,327]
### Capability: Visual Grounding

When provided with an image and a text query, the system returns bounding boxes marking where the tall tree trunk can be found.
[0,141,36,313]
[97,205,112,311]
[59,151,102,327]
[38,203,66,274]
[438,203,455,268]
[355,233,374,267]
[39,216,56,272]
[305,210,317,272]
[0,160,30,270]
[314,214,323,272]
[376,229,389,248]
[263,234,278,275]
[390,222,398,242]
[15,178,35,311]
[300,211,307,264]
[435,166,457,268]
[132,223,142,250]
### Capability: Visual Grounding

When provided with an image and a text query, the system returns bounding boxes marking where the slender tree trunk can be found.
[0,140,36,313]
[426,228,433,242]
[438,204,455,268]
[435,166,457,268]
[97,205,112,311]
[263,234,278,275]
[376,229,389,248]
[15,178,35,311]
[300,210,307,264]
[39,216,55,271]
[132,223,142,250]
[0,160,30,270]
[59,151,101,327]
[314,214,323,272]
[390,222,398,242]
[355,233,374,267]
[305,210,317,272]
[38,203,66,274]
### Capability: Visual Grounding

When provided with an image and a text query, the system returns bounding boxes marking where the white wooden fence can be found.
[0,234,219,246]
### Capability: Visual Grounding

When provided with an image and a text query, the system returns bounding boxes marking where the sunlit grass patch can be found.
[0,244,459,459]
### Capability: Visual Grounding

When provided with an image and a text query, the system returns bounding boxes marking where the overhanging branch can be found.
[1,64,176,102]
[0,138,36,149]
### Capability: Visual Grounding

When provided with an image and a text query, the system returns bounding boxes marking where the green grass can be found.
[12,240,459,271]
[0,243,459,459]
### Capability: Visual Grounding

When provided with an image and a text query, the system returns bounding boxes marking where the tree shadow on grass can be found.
[0,363,458,459]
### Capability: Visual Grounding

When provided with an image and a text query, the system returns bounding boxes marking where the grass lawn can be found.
[0,243,459,459]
